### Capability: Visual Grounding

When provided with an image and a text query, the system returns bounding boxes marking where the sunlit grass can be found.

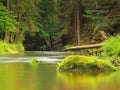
[0,41,24,55]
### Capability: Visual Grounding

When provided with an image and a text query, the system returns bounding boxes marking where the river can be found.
[0,51,120,90]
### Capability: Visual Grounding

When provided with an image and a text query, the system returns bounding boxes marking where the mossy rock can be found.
[30,58,39,64]
[57,55,117,72]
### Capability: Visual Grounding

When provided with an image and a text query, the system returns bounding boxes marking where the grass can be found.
[0,41,24,55]
[57,55,117,72]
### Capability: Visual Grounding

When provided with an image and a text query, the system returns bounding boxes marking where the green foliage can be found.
[34,0,61,48]
[10,0,38,31]
[84,0,120,34]
[82,0,109,9]
[57,55,117,72]
[84,9,111,33]
[102,35,120,56]
[15,42,24,53]
[96,0,109,5]
[0,2,17,33]
[0,41,24,55]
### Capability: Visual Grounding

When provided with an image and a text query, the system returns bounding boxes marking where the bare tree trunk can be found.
[74,3,77,43]
[74,0,82,45]
[76,5,80,44]
[64,43,103,51]
[6,0,10,10]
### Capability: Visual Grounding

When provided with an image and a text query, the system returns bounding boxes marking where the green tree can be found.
[36,0,60,48]
[9,0,39,42]
[0,2,17,42]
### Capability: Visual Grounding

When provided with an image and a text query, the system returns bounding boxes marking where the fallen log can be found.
[64,43,103,51]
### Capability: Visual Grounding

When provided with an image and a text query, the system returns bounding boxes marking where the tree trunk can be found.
[6,0,10,10]
[27,18,33,32]
[74,0,82,45]
[14,0,22,43]
[74,3,77,43]
[76,5,80,44]
[64,43,103,51]
[4,0,10,42]
[49,31,53,49]
[4,31,9,42]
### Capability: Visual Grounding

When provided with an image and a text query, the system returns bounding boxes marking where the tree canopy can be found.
[0,0,120,50]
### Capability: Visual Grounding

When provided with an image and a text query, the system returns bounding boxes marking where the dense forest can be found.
[0,0,120,51]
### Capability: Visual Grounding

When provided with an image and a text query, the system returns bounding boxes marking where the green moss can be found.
[30,58,39,64]
[57,55,117,72]
[0,41,24,55]
[30,58,48,67]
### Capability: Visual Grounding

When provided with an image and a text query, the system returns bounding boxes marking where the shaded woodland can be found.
[0,0,120,51]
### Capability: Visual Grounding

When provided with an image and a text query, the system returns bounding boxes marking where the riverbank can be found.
[0,41,24,55]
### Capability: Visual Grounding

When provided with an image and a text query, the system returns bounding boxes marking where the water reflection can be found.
[0,63,120,90]
[57,71,120,90]
[0,63,57,90]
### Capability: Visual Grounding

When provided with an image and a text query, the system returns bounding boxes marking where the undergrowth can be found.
[102,35,120,56]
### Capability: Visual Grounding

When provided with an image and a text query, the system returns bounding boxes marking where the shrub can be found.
[57,55,117,72]
[102,35,120,56]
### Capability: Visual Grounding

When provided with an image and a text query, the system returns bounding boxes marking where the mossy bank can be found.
[57,55,117,72]
[0,41,24,55]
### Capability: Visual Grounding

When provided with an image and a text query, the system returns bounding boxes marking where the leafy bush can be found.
[102,35,120,56]
[57,55,117,72]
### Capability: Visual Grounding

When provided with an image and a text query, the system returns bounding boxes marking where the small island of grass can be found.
[57,55,117,72]
[0,41,24,55]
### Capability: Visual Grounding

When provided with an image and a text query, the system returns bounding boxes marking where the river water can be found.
[0,51,120,90]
